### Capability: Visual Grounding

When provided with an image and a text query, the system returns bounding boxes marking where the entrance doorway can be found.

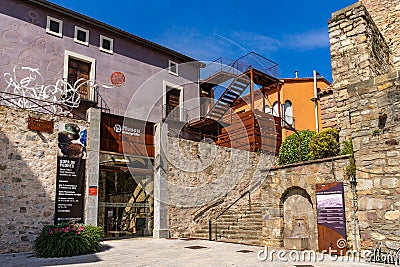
[98,153,154,238]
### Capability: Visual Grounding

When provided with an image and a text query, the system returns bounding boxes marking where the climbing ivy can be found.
[340,138,354,155]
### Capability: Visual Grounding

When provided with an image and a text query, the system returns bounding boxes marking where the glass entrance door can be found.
[98,169,153,238]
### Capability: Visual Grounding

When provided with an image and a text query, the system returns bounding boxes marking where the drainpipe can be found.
[313,70,319,133]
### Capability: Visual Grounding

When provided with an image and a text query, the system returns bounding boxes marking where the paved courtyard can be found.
[0,238,388,267]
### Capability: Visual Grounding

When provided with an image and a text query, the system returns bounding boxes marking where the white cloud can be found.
[154,27,329,61]
[283,29,329,50]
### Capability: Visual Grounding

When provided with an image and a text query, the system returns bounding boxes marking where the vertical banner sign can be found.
[316,182,347,254]
[55,123,87,224]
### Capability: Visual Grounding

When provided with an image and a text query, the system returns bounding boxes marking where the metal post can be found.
[208,220,212,241]
[215,222,218,241]
[277,83,282,121]
[250,67,255,113]
[313,70,320,132]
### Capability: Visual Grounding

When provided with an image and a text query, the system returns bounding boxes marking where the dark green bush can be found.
[309,128,340,160]
[33,222,103,257]
[278,130,316,165]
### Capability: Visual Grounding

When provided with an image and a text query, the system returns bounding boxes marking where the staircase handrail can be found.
[208,190,251,241]
[204,73,250,120]
[215,190,250,220]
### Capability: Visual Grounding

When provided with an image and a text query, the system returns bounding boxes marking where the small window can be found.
[169,60,178,76]
[272,101,280,117]
[283,100,294,127]
[264,104,272,115]
[74,26,89,46]
[100,35,113,54]
[46,16,63,37]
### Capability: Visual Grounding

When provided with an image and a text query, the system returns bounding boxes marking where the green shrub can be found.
[33,222,104,257]
[309,128,340,160]
[345,157,356,178]
[341,138,353,155]
[278,130,316,165]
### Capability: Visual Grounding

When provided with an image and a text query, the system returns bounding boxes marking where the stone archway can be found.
[280,186,316,250]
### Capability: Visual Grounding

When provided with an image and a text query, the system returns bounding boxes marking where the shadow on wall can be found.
[0,120,53,252]
[0,107,58,253]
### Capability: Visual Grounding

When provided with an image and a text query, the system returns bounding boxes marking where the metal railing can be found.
[209,190,251,241]
[168,127,218,143]
[162,104,189,122]
[281,115,295,128]
[201,52,279,81]
[0,90,87,120]
[91,86,111,113]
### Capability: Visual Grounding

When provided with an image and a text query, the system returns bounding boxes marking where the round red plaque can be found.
[110,72,125,86]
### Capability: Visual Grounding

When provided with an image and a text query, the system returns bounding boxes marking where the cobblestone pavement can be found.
[0,238,388,267]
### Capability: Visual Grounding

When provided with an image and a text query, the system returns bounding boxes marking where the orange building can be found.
[233,73,331,140]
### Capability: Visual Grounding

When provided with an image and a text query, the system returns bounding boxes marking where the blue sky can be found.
[49,0,356,81]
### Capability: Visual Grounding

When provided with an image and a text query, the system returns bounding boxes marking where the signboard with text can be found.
[100,113,154,157]
[28,116,54,133]
[55,122,87,224]
[55,157,85,224]
[316,182,347,254]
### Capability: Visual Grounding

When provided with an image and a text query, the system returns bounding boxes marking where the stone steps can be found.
[188,198,264,246]
[227,225,262,231]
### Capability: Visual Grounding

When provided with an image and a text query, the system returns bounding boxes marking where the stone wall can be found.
[0,106,89,253]
[166,137,275,238]
[334,71,400,250]
[262,156,355,251]
[361,0,400,69]
[329,2,392,90]
[319,89,338,130]
[165,135,357,251]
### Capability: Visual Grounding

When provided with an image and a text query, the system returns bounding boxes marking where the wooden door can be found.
[68,58,91,100]
[166,88,181,120]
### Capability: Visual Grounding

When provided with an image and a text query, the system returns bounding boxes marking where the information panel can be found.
[316,182,347,254]
[316,182,346,237]
[55,157,85,224]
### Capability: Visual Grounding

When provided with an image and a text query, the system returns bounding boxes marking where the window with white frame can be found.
[100,35,113,54]
[74,26,89,46]
[46,16,63,37]
[169,60,178,76]
[272,101,280,117]
[283,100,294,127]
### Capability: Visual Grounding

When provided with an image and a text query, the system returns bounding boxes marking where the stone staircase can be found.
[187,198,264,246]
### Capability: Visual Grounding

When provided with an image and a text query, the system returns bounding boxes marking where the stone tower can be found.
[361,0,400,69]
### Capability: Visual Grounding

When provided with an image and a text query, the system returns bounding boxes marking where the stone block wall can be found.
[166,137,275,238]
[165,135,357,252]
[329,2,392,90]
[334,71,400,250]
[319,89,338,130]
[0,106,89,253]
[262,156,356,251]
[361,0,400,69]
